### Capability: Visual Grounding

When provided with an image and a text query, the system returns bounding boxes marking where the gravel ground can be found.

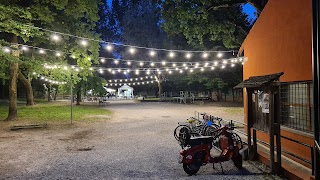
[0,100,283,180]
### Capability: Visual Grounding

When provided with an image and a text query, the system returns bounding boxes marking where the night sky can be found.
[242,3,257,23]
[106,1,257,23]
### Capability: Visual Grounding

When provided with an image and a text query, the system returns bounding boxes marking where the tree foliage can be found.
[160,0,256,49]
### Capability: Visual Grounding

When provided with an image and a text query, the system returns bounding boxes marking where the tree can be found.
[0,0,100,120]
[160,0,261,49]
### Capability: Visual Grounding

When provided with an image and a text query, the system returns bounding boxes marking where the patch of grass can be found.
[0,101,111,125]
[144,98,160,101]
[223,107,243,114]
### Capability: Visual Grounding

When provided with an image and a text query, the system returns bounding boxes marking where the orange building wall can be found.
[241,0,314,165]
[242,0,312,81]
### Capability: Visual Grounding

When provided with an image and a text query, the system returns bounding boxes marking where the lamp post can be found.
[312,0,320,178]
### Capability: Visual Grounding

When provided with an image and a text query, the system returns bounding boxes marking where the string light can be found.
[169,52,175,58]
[114,60,119,64]
[211,67,215,70]
[217,52,223,58]
[39,49,45,54]
[161,61,166,65]
[100,58,106,63]
[21,46,28,51]
[150,62,155,66]
[129,47,136,54]
[183,63,187,67]
[231,64,235,67]
[25,24,238,54]
[150,50,156,57]
[202,52,208,58]
[185,53,192,59]
[55,52,61,57]
[172,63,176,67]
[127,61,132,65]
[221,65,226,69]
[106,44,113,51]
[71,55,76,59]
[140,62,144,66]
[80,39,88,46]
[51,34,60,42]
[2,47,11,53]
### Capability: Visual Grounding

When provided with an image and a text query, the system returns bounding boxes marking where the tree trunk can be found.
[76,88,81,105]
[47,84,51,102]
[215,90,220,102]
[232,88,235,102]
[157,81,163,98]
[18,71,34,106]
[54,86,58,100]
[6,35,19,121]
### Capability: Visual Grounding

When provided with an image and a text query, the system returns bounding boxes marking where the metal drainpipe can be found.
[312,0,320,178]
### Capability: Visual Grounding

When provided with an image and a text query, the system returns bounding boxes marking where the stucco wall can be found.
[241,0,313,165]
[242,0,312,81]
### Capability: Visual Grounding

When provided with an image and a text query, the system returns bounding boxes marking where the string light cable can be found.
[23,24,238,54]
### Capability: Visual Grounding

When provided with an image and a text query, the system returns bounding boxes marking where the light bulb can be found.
[150,50,156,56]
[3,47,11,53]
[221,65,226,69]
[21,46,28,51]
[179,70,183,73]
[117,69,121,72]
[172,63,176,67]
[39,49,45,54]
[139,62,144,66]
[129,47,135,54]
[56,52,61,57]
[71,55,76,59]
[161,61,166,65]
[114,60,119,64]
[127,61,131,65]
[202,52,208,58]
[51,34,60,41]
[100,58,106,63]
[211,67,215,70]
[169,52,175,58]
[201,68,204,72]
[185,53,191,59]
[169,71,172,74]
[231,64,235,67]
[106,44,113,51]
[135,70,139,75]
[80,39,88,46]
[217,52,223,58]
[183,63,187,67]
[190,69,194,73]
[204,62,209,67]
[150,62,155,66]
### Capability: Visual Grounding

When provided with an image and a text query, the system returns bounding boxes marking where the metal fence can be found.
[280,81,314,133]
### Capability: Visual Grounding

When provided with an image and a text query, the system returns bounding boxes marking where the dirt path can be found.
[0,101,282,179]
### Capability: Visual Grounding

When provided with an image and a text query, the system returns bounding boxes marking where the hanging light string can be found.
[107,76,156,83]
[5,43,247,72]
[106,80,157,87]
[32,72,67,85]
[23,24,237,54]
[5,43,242,64]
[42,57,247,76]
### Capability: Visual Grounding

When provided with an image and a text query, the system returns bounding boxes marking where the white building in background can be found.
[117,84,134,99]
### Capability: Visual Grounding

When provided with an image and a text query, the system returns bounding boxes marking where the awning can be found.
[234,72,284,89]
